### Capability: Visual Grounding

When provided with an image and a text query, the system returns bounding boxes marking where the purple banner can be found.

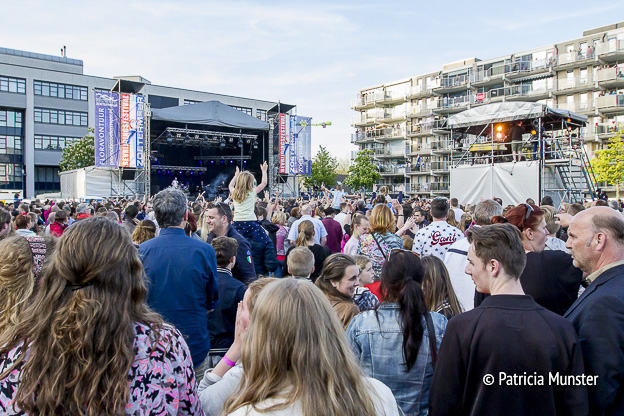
[94,91,120,167]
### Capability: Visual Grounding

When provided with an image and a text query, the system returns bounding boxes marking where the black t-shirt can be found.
[509,125,525,141]
[283,244,331,283]
[475,250,582,315]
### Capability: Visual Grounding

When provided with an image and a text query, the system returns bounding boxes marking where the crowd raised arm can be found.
[2,179,624,415]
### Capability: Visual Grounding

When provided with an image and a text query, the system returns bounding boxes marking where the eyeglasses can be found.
[524,203,534,220]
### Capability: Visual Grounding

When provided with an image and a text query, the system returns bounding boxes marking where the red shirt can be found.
[365,281,385,301]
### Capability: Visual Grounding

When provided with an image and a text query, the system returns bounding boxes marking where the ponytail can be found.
[379,251,427,371]
[296,220,314,247]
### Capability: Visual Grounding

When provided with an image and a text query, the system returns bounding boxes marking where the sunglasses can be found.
[524,203,534,221]
[208,202,228,219]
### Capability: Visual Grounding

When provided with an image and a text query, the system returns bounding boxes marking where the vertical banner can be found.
[135,95,145,168]
[295,116,312,176]
[278,113,288,174]
[120,93,131,167]
[94,91,120,167]
[127,94,138,167]
[288,115,297,175]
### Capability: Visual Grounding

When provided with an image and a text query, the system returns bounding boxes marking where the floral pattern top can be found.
[0,322,204,416]
[357,232,403,279]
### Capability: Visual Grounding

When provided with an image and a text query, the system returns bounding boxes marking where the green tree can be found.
[59,128,95,172]
[344,149,380,191]
[303,146,338,188]
[591,132,624,199]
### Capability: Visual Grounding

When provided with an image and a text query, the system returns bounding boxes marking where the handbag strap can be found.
[425,312,437,368]
[371,232,388,260]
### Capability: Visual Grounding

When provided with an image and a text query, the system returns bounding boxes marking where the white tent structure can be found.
[60,167,139,200]
[446,102,596,206]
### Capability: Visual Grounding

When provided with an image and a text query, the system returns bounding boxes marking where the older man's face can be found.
[566,213,596,274]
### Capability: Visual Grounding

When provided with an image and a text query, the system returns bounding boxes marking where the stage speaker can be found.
[121,169,136,181]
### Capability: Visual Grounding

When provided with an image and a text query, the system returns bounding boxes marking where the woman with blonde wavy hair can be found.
[223,278,399,416]
[283,220,330,282]
[0,235,54,335]
[131,219,158,245]
[0,217,202,415]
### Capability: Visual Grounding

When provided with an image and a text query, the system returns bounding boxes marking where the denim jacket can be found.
[346,302,447,416]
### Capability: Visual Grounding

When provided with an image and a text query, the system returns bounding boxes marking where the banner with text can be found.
[94,91,120,167]
[295,116,312,176]
[278,114,312,176]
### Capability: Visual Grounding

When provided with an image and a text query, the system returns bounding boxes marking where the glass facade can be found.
[34,108,88,126]
[0,76,26,94]
[34,166,60,195]
[34,134,80,151]
[231,106,252,116]
[34,80,88,100]
[256,109,267,121]
[0,108,24,191]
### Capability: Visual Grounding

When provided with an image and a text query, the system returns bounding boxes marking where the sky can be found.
[2,0,624,161]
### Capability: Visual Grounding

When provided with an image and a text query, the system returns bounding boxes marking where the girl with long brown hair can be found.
[224,278,399,416]
[420,255,463,319]
[0,217,202,415]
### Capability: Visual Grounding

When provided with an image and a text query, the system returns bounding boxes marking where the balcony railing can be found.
[557,76,592,90]
[407,164,431,173]
[596,94,624,109]
[556,102,592,112]
[351,127,397,142]
[596,67,624,83]
[439,74,470,89]
[375,148,407,158]
[437,95,473,109]
[484,84,553,100]
[410,183,431,192]
[379,166,406,175]
[596,40,624,57]
[431,161,451,171]
[589,122,624,137]
[431,141,454,151]
[409,119,445,134]
[557,50,596,66]
[430,182,450,192]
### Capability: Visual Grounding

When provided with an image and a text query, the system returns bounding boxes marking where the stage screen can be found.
[278,114,312,176]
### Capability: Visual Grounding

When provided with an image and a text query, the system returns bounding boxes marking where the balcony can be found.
[555,50,596,70]
[350,94,378,110]
[407,85,434,99]
[376,91,407,106]
[589,122,624,140]
[407,103,437,118]
[408,119,446,136]
[407,164,432,175]
[351,114,376,127]
[431,161,451,173]
[434,95,473,114]
[430,182,450,192]
[431,140,454,153]
[376,109,407,123]
[596,40,624,63]
[596,94,624,114]
[555,76,593,95]
[434,74,470,94]
[505,57,555,79]
[596,67,624,89]
[379,166,406,176]
[409,183,432,193]
[472,65,506,86]
[375,147,408,159]
[556,101,592,113]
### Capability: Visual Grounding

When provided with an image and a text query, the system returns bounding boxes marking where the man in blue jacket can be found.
[565,207,624,415]
[204,202,257,284]
[139,188,219,383]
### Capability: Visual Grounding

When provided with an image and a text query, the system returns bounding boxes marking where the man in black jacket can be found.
[430,224,588,416]
[565,207,624,415]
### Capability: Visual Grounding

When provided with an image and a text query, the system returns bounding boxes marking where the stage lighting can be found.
[220,138,226,147]
[496,125,503,132]
[176,133,182,138]
[229,137,234,143]
[496,132,502,139]
[167,170,170,174]
[531,130,537,135]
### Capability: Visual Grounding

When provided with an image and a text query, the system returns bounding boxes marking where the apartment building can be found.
[351,22,624,198]
[0,47,280,198]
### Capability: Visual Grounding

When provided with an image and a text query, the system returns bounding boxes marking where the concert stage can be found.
[149,101,271,196]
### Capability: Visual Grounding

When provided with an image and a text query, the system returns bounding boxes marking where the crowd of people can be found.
[1,170,624,415]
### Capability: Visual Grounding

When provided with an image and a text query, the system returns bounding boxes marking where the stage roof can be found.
[152,100,270,131]
[446,102,588,131]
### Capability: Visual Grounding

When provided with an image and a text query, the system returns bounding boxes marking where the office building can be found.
[0,46,282,198]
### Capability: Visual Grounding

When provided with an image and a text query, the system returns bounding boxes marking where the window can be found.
[0,76,26,94]
[0,110,23,128]
[183,99,201,105]
[256,109,267,121]
[34,166,61,194]
[0,163,23,190]
[34,134,80,150]
[33,81,88,100]
[34,108,88,126]
[231,106,252,116]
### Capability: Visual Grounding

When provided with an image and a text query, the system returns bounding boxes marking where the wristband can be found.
[223,354,236,367]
